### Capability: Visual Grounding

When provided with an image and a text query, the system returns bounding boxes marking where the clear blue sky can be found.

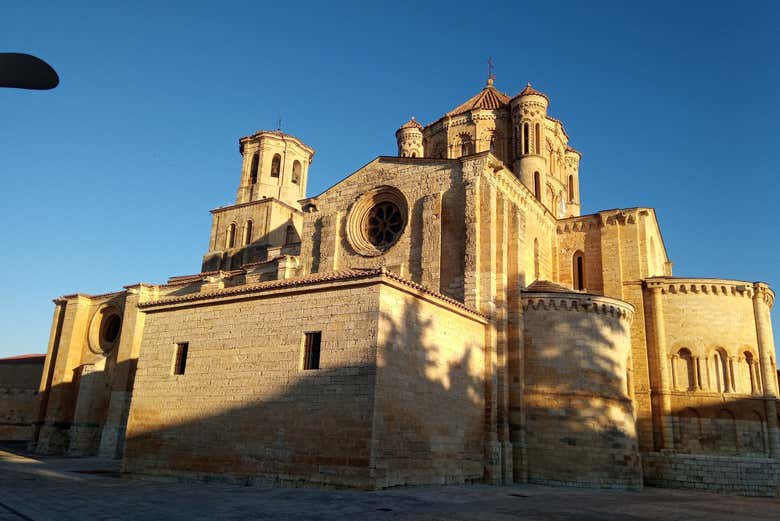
[1,1,778,360]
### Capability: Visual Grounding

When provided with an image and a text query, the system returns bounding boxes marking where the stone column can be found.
[648,282,674,450]
[694,357,703,390]
[420,193,442,291]
[463,180,480,310]
[752,283,780,457]
[481,182,501,484]
[728,357,737,393]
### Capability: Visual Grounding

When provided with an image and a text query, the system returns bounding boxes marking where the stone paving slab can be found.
[0,450,778,520]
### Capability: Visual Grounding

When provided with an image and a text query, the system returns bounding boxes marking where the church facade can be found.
[27,79,780,495]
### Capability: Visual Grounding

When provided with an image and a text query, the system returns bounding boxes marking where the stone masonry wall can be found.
[522,292,642,489]
[643,451,780,497]
[0,358,44,441]
[372,283,486,487]
[123,281,383,488]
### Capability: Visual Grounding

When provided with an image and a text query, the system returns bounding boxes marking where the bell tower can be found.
[236,131,315,209]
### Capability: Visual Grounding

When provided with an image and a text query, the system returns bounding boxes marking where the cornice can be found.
[644,278,774,305]
[521,291,635,322]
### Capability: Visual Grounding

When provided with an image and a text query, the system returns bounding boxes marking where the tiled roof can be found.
[517,82,548,101]
[524,280,575,293]
[399,117,423,130]
[139,267,485,318]
[0,353,45,363]
[446,82,511,117]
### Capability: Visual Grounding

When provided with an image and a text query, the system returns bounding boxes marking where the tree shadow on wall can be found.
[518,299,644,488]
[107,297,486,490]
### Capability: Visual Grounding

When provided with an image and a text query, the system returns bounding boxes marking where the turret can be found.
[396,118,424,158]
[235,131,315,209]
[511,83,549,206]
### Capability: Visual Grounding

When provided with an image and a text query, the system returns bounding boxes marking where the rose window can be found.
[366,201,403,248]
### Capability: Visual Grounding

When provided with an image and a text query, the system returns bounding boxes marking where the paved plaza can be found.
[0,447,777,521]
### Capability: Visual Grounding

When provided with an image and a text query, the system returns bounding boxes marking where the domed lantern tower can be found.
[396,117,424,158]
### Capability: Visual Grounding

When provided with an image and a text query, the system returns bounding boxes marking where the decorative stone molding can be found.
[521,292,635,323]
[753,282,776,309]
[87,303,123,355]
[345,185,408,257]
[645,278,764,300]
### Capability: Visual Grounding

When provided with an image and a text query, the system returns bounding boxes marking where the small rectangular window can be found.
[303,332,321,370]
[173,342,189,375]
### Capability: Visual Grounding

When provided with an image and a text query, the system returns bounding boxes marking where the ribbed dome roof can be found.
[446,80,511,117]
[399,117,423,130]
[517,82,549,101]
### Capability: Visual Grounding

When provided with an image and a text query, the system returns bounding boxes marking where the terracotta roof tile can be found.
[140,267,485,318]
[517,82,549,101]
[446,82,511,117]
[0,353,45,362]
[524,280,575,293]
[399,117,423,130]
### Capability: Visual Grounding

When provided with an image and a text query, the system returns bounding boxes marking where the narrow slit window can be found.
[303,332,321,370]
[533,171,541,201]
[173,342,189,375]
[523,123,529,155]
[249,153,259,184]
[534,122,540,152]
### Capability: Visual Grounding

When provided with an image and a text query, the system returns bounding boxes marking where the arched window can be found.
[714,409,738,454]
[572,250,584,290]
[226,222,236,249]
[533,171,541,201]
[568,175,574,202]
[489,135,495,154]
[249,153,259,184]
[460,135,472,156]
[744,351,760,394]
[710,348,730,393]
[243,220,253,246]
[270,154,281,178]
[411,152,416,158]
[533,238,539,280]
[292,160,301,184]
[677,407,701,451]
[514,126,519,155]
[284,225,298,245]
[674,348,695,391]
[534,122,540,153]
[522,123,529,155]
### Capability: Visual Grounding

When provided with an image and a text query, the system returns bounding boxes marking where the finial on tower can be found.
[487,57,495,86]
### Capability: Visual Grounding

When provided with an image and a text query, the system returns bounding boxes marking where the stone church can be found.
[22,78,780,495]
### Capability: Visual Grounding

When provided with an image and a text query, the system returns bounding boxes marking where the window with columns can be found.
[226,222,236,249]
[673,348,696,391]
[243,220,253,246]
